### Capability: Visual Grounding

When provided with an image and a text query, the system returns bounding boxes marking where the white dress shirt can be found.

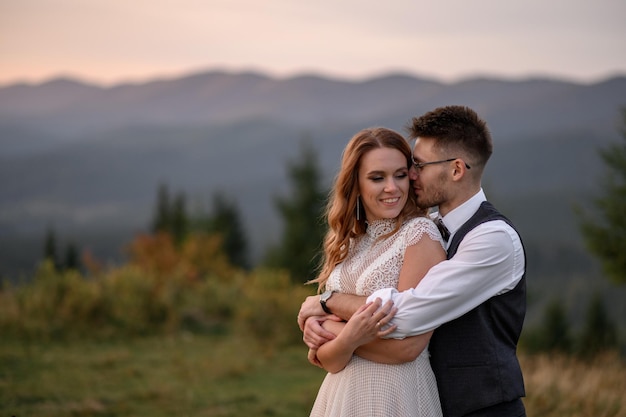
[366,189,526,338]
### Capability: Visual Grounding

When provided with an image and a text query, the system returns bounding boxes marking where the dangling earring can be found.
[356,196,361,221]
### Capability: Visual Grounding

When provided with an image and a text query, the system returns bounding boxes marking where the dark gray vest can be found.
[429,201,526,417]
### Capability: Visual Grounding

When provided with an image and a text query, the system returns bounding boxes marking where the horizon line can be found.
[1,66,625,89]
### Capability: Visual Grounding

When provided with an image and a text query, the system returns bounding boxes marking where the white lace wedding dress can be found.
[310,217,444,417]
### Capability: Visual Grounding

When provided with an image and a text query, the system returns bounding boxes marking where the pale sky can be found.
[1,0,625,86]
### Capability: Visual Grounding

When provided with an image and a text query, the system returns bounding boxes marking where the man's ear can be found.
[451,159,469,181]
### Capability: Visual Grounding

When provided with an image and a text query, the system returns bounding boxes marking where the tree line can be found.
[146,141,327,282]
[43,140,328,283]
[33,110,626,353]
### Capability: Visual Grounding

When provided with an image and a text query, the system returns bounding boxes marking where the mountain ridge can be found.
[1,70,624,138]
[0,69,625,288]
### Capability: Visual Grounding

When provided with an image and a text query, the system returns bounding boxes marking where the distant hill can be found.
[1,69,625,327]
[2,71,624,139]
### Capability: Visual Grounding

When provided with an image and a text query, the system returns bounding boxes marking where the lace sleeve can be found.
[403,217,445,248]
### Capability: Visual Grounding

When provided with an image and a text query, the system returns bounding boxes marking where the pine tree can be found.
[152,183,171,233]
[201,191,249,269]
[150,183,189,245]
[265,140,327,283]
[43,227,60,271]
[579,108,626,284]
[64,242,80,271]
[577,293,618,358]
[541,299,573,353]
[171,193,189,245]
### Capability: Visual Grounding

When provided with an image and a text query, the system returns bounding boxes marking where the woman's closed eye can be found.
[369,171,408,182]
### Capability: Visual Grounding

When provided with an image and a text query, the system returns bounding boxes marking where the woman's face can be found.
[357,147,410,222]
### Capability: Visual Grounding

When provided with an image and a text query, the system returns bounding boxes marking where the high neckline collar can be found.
[365,218,396,239]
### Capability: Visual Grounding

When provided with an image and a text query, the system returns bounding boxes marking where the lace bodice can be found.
[312,216,445,416]
[326,217,444,296]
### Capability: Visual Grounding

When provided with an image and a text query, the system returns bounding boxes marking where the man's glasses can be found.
[412,157,471,171]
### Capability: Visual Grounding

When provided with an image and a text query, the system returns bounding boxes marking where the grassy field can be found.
[2,333,625,417]
[1,334,325,417]
[521,352,626,417]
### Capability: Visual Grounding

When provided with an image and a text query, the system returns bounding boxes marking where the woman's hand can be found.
[313,298,398,373]
[339,298,397,349]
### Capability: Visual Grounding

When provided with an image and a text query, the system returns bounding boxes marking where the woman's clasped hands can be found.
[307,298,397,368]
[339,298,398,347]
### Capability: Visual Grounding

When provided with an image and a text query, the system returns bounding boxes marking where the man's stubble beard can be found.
[415,174,448,210]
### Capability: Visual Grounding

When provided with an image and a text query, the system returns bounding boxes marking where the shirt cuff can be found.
[366,287,409,339]
[366,287,398,305]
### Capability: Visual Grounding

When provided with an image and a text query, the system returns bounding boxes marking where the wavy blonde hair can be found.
[310,127,425,291]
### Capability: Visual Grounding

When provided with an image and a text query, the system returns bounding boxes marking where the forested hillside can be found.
[1,70,625,329]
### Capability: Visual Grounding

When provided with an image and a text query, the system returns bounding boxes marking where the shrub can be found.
[235,268,315,353]
[0,232,317,350]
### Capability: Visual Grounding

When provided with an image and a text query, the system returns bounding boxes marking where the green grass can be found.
[3,233,623,416]
[3,333,625,417]
[1,334,326,417]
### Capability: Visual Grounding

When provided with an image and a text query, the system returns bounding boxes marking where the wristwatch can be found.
[320,290,335,314]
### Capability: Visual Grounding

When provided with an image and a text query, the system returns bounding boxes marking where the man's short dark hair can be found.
[407,105,493,168]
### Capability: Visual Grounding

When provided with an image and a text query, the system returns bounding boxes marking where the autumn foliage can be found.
[0,231,313,345]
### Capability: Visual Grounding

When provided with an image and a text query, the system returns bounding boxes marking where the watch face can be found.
[320,290,333,314]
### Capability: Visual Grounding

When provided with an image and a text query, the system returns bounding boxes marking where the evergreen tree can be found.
[171,193,189,245]
[64,242,80,271]
[150,183,189,245]
[152,183,171,233]
[577,293,618,358]
[578,108,626,284]
[541,299,573,353]
[265,140,327,283]
[43,227,60,271]
[201,191,249,269]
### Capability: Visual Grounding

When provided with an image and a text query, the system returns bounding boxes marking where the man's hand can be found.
[302,315,342,349]
[298,292,368,331]
[307,348,322,368]
[297,294,324,331]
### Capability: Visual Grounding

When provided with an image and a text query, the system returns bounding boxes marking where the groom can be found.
[298,106,527,417]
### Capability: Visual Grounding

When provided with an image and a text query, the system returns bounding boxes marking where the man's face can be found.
[411,137,449,210]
